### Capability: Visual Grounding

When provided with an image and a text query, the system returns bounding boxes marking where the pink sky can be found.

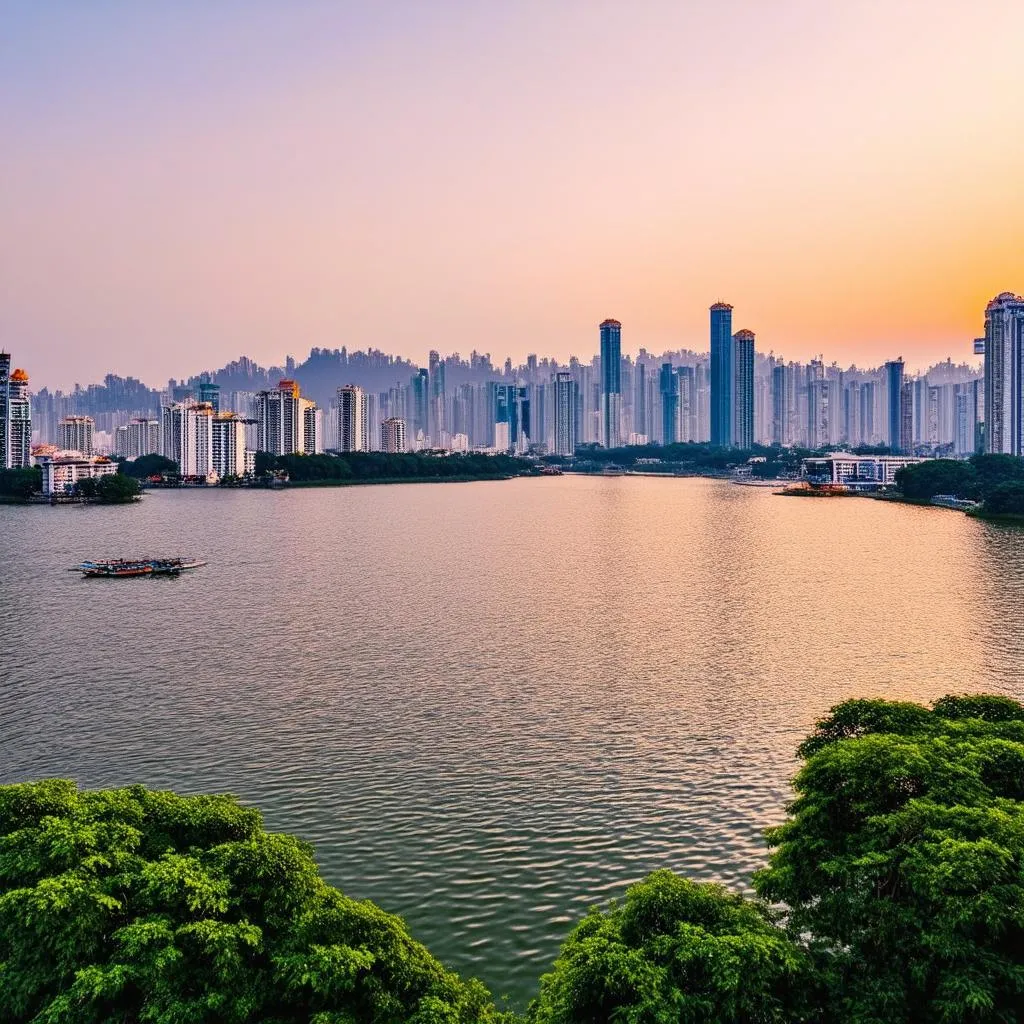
[2,0,1021,388]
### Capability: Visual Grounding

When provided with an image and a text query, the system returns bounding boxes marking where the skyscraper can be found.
[60,415,95,455]
[659,363,678,444]
[2,363,32,469]
[599,319,622,449]
[412,368,430,441]
[115,418,160,459]
[160,402,214,477]
[256,380,310,455]
[983,292,1024,454]
[885,359,905,452]
[771,363,788,445]
[709,303,733,446]
[380,417,407,453]
[732,329,755,449]
[337,385,368,452]
[553,371,578,457]
[677,365,696,443]
[211,414,247,478]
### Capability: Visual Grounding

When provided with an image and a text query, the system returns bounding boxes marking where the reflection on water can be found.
[1,477,1021,1003]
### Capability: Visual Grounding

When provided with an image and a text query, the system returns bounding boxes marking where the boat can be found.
[72,558,207,578]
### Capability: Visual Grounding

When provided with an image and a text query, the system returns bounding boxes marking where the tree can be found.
[0,780,502,1024]
[528,871,810,1024]
[96,473,142,503]
[894,459,977,501]
[121,453,178,479]
[0,466,42,499]
[981,481,1024,516]
[754,695,1024,1023]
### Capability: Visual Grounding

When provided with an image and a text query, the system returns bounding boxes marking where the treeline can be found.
[4,693,1024,1023]
[261,451,534,483]
[0,466,42,499]
[896,453,1024,514]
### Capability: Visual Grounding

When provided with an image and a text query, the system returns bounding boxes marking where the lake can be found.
[2,476,1023,1005]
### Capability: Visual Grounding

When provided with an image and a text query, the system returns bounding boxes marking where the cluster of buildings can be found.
[6,292,1024,490]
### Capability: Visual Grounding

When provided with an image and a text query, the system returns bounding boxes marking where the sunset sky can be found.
[3,0,1022,389]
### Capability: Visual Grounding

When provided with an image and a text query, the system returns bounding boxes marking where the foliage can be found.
[894,459,978,501]
[528,871,810,1024]
[257,451,532,483]
[980,481,1024,516]
[575,442,806,473]
[121,453,178,479]
[73,474,141,503]
[0,780,501,1024]
[0,466,42,499]
[755,694,1024,1024]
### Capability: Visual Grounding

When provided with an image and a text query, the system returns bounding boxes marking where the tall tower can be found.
[709,303,734,446]
[659,363,678,444]
[771,363,787,445]
[337,385,368,452]
[256,380,304,455]
[60,415,95,455]
[885,359,905,452]
[599,319,622,449]
[6,367,31,468]
[553,371,578,457]
[0,351,10,469]
[983,292,1024,454]
[732,330,755,449]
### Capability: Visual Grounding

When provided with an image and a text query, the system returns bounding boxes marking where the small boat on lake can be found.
[72,558,207,578]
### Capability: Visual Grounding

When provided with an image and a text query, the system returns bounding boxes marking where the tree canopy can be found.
[121,454,179,479]
[0,466,42,499]
[0,781,501,1024]
[755,694,1024,1024]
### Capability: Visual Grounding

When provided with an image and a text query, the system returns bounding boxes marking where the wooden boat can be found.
[73,558,207,578]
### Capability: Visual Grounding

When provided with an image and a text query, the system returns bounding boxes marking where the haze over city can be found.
[4,0,1023,389]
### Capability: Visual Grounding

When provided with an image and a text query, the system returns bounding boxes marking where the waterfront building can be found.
[114,418,160,459]
[0,358,32,469]
[677,365,696,443]
[801,453,927,490]
[983,291,1024,454]
[599,319,622,448]
[381,417,407,453]
[256,380,309,456]
[161,401,214,477]
[955,380,982,455]
[36,452,118,495]
[303,404,322,455]
[60,415,95,456]
[771,363,788,445]
[412,368,430,441]
[659,363,677,445]
[553,371,578,457]
[900,380,914,453]
[885,359,904,452]
[337,384,368,452]
[709,302,733,446]
[211,413,247,478]
[859,381,876,445]
[732,330,755,449]
[429,350,445,441]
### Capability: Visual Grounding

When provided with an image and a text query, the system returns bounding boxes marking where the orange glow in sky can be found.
[2,0,1022,387]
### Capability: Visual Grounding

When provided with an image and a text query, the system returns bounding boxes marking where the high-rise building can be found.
[211,413,247,478]
[677,365,696,443]
[1,361,32,469]
[900,380,914,454]
[885,359,905,452]
[709,303,734,446]
[337,384,368,452]
[256,380,307,456]
[161,402,214,477]
[428,350,445,441]
[412,368,430,441]
[303,404,321,455]
[198,379,221,413]
[553,371,578,457]
[114,418,160,459]
[659,363,678,445]
[983,292,1024,455]
[599,319,622,449]
[381,417,407,453]
[771,363,788,445]
[732,330,755,449]
[60,415,95,455]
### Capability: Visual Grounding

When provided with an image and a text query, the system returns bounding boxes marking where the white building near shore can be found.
[35,451,118,495]
[801,453,927,490]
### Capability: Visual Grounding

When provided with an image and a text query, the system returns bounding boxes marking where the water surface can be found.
[2,477,1022,1004]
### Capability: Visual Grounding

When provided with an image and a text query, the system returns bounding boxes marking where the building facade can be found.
[983,292,1024,455]
[337,385,368,452]
[709,303,733,446]
[885,359,904,452]
[380,416,407,453]
[1,359,32,469]
[732,329,755,449]
[161,401,215,477]
[60,415,95,455]
[36,452,118,495]
[211,414,247,478]
[553,371,578,457]
[256,380,314,456]
[599,319,622,449]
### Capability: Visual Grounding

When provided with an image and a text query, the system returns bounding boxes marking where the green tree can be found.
[754,695,1024,1023]
[96,473,142,503]
[981,481,1024,516]
[122,453,178,479]
[0,780,501,1024]
[0,466,42,499]
[894,459,978,501]
[528,871,809,1024]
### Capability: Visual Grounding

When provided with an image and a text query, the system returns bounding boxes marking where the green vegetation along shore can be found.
[895,453,1024,518]
[4,692,1024,1023]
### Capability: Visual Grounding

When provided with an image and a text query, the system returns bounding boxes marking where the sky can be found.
[2,0,1022,390]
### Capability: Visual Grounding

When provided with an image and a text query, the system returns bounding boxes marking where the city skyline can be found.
[3,1,1023,388]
